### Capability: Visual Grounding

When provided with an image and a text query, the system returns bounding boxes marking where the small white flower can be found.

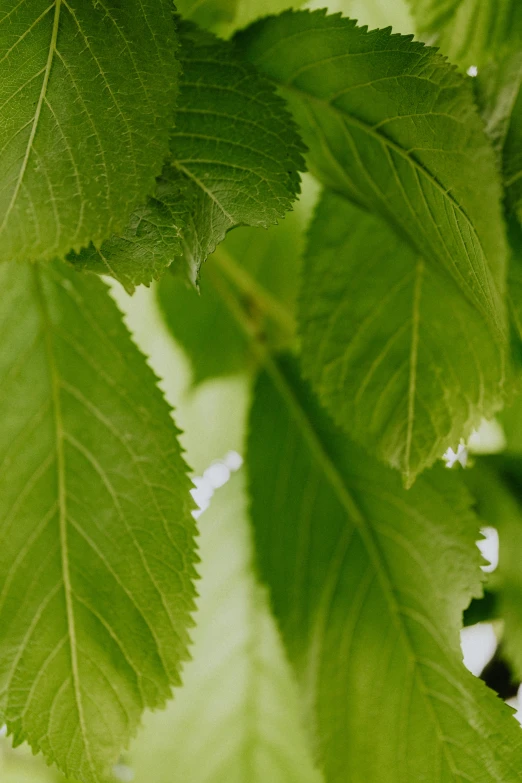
[443,442,468,469]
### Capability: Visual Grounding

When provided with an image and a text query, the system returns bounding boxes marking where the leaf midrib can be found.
[276,79,503,333]
[260,355,464,775]
[32,264,95,779]
[0,0,62,236]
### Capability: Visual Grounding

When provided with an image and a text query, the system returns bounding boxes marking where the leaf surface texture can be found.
[0,0,179,261]
[0,262,196,782]
[74,22,305,289]
[247,354,522,782]
[235,10,507,337]
[300,191,506,483]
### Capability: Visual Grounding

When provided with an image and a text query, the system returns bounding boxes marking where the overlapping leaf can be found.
[300,191,506,484]
[73,22,305,290]
[0,0,179,262]
[247,354,522,782]
[235,10,507,337]
[158,176,317,383]
[129,476,322,783]
[0,262,196,782]
[408,0,522,68]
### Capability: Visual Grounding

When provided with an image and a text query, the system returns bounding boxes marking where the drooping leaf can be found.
[407,0,522,68]
[68,169,190,294]
[74,22,305,290]
[247,353,522,782]
[0,0,179,262]
[300,191,506,484]
[129,475,323,783]
[235,10,507,338]
[0,261,197,782]
[165,20,305,280]
[158,176,317,384]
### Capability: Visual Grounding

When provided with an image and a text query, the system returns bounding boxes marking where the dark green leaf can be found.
[465,458,522,682]
[0,0,179,262]
[74,22,305,290]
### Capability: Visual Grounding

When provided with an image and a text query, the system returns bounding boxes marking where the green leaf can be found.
[166,20,305,280]
[504,86,522,223]
[73,22,305,290]
[300,191,506,484]
[474,53,522,222]
[0,0,179,262]
[67,169,189,294]
[465,458,522,680]
[407,0,522,68]
[129,475,323,783]
[175,0,238,31]
[247,353,522,782]
[235,10,508,338]
[474,52,522,156]
[0,261,196,782]
[158,176,317,384]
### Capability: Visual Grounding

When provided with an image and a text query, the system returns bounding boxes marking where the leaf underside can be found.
[0,261,196,782]
[247,354,522,783]
[0,0,179,262]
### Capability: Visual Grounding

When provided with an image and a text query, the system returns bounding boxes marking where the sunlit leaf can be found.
[129,475,322,783]
[0,262,196,782]
[236,10,507,339]
[247,354,522,782]
[300,191,506,483]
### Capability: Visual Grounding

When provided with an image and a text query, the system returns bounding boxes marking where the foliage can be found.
[1,1,522,782]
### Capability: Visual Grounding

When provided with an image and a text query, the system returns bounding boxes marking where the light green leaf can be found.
[0,261,196,782]
[235,10,508,338]
[72,22,305,289]
[0,0,179,262]
[407,0,522,68]
[0,737,67,783]
[129,475,322,783]
[247,353,522,782]
[300,191,506,484]
[175,0,237,30]
[158,175,317,384]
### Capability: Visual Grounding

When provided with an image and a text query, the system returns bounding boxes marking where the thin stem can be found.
[210,245,297,339]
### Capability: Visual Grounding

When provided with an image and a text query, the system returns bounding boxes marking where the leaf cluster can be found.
[2,1,522,782]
